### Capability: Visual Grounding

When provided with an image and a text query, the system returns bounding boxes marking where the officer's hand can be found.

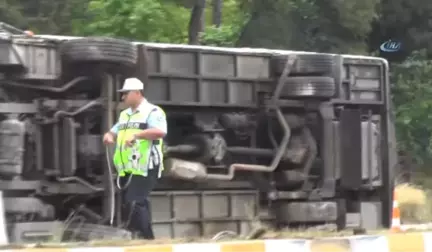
[124,136,136,147]
[103,132,115,145]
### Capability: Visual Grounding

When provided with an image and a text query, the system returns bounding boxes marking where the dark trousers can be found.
[120,167,159,239]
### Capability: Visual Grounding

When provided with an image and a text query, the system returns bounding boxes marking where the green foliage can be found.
[0,0,90,34]
[313,0,380,53]
[77,0,190,43]
[0,0,27,30]
[200,25,241,46]
[200,0,248,47]
[235,0,379,53]
[370,0,432,61]
[74,0,247,46]
[392,50,432,165]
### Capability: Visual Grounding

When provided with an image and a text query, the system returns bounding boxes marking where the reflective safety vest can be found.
[112,105,165,177]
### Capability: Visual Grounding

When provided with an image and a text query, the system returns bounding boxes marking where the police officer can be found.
[103,77,167,239]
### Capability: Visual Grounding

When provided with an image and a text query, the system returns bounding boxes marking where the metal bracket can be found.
[300,128,318,191]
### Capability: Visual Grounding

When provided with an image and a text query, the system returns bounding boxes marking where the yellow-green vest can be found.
[112,106,164,178]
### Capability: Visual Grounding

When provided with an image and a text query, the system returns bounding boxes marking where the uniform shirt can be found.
[110,99,167,172]
[110,99,167,135]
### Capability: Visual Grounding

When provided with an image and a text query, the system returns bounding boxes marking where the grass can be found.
[396,173,432,224]
[396,183,431,223]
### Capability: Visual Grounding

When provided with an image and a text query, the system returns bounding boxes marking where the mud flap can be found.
[340,109,362,189]
[59,117,77,177]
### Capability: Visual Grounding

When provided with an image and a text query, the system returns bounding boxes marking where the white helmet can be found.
[118,78,144,92]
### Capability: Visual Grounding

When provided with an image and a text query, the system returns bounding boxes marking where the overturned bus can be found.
[0,31,398,242]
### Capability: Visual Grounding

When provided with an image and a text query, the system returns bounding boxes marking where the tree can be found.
[0,0,27,31]
[74,0,246,46]
[236,0,379,54]
[4,0,91,34]
[200,0,247,46]
[77,0,190,43]
[369,0,432,61]
[392,51,432,166]
[188,0,206,44]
